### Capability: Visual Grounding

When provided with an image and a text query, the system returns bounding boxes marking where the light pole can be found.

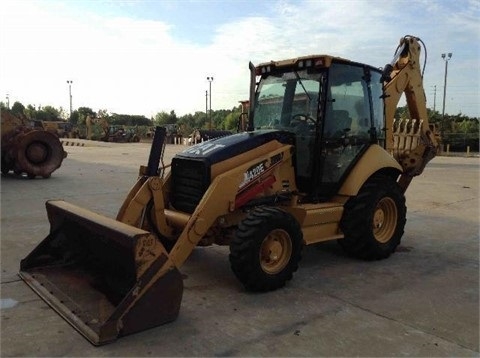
[67,80,73,122]
[207,76,213,130]
[441,53,452,137]
[6,93,9,109]
[205,90,208,126]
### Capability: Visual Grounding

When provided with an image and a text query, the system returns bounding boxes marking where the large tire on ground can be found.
[229,207,303,292]
[15,130,66,178]
[339,175,406,260]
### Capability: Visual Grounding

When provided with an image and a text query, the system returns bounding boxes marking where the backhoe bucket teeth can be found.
[19,200,183,345]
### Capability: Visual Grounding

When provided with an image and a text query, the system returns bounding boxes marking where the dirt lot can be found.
[1,141,479,357]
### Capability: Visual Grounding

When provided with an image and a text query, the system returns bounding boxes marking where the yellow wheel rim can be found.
[259,229,292,274]
[373,197,397,243]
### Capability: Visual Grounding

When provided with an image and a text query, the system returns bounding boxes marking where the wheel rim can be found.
[259,229,292,274]
[373,197,397,243]
[26,141,49,164]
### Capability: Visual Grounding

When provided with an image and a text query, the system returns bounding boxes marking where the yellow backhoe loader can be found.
[20,35,438,345]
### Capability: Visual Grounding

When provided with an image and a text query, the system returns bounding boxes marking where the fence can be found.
[440,132,479,156]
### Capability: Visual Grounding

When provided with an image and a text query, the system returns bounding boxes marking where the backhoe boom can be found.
[382,36,439,190]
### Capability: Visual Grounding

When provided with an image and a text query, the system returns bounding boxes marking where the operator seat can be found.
[324,109,352,137]
[332,110,352,136]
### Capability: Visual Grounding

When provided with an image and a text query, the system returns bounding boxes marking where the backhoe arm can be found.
[382,36,439,190]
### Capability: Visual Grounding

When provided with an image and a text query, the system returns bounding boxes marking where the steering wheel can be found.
[292,113,316,124]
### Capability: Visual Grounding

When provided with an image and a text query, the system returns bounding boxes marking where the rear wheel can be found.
[339,175,406,260]
[16,131,65,178]
[229,207,303,292]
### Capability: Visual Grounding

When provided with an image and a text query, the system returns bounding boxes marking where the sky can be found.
[1,0,479,119]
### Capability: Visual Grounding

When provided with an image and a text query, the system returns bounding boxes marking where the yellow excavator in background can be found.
[20,35,438,345]
[86,115,140,142]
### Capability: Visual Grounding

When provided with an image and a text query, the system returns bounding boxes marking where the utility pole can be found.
[205,90,208,126]
[441,53,452,137]
[432,85,437,113]
[67,80,73,122]
[207,76,213,130]
[6,93,9,109]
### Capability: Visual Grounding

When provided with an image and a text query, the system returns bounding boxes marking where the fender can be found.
[338,144,403,196]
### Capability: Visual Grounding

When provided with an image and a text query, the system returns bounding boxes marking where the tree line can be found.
[0,100,243,137]
[1,100,477,150]
[395,107,479,151]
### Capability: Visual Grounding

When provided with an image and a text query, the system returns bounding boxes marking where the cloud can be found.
[1,0,478,117]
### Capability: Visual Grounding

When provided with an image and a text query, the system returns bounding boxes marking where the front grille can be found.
[171,158,210,213]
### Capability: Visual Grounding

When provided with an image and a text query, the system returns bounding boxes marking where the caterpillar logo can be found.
[184,142,225,156]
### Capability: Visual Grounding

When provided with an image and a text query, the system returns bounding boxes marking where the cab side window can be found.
[326,64,370,140]
[320,64,371,184]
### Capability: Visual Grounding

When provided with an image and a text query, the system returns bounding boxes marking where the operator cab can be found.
[251,56,385,200]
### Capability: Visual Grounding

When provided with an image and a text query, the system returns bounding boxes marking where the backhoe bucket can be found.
[19,200,183,345]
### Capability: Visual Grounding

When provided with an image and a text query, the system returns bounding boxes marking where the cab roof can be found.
[256,55,380,73]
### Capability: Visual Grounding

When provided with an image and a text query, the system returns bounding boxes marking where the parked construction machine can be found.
[34,120,77,138]
[1,111,67,178]
[20,35,438,345]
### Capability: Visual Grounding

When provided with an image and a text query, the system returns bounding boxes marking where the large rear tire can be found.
[15,130,65,178]
[339,175,406,260]
[229,207,303,292]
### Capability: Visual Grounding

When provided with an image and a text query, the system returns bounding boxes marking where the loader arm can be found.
[148,143,295,268]
[112,143,296,334]
[118,138,295,268]
[116,173,174,238]
[18,142,293,345]
[102,161,261,343]
[382,35,439,190]
[116,126,173,238]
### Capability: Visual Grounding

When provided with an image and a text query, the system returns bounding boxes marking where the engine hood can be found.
[175,130,295,165]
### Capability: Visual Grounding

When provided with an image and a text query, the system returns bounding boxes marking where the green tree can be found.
[76,107,96,125]
[452,117,479,134]
[35,105,62,121]
[70,110,80,125]
[110,113,151,126]
[394,106,442,123]
[154,110,177,125]
[177,112,201,136]
[427,108,442,124]
[24,104,36,119]
[11,101,25,118]
[97,109,109,119]
[224,111,242,131]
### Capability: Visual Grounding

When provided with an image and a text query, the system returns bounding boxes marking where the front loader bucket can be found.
[19,200,183,345]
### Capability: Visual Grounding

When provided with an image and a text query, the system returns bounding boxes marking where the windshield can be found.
[253,69,324,129]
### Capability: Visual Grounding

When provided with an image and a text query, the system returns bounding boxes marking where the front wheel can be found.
[339,175,406,260]
[229,207,303,292]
